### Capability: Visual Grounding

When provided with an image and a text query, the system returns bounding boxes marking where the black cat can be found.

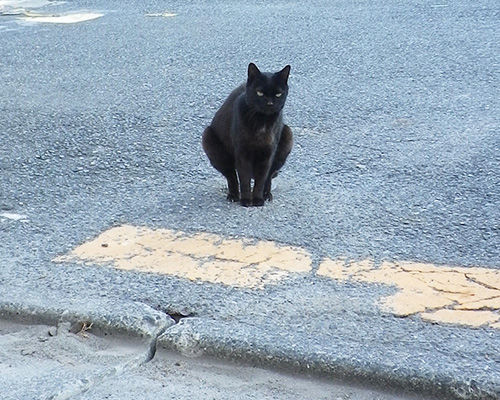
[202,63,292,207]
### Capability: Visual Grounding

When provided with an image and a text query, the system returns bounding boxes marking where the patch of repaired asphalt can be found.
[55,225,500,330]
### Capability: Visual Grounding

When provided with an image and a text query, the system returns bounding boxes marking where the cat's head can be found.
[245,63,290,115]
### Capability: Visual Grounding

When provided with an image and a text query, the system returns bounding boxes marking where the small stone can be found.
[0,203,14,211]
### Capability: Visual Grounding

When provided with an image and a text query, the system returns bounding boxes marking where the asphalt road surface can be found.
[1,0,499,399]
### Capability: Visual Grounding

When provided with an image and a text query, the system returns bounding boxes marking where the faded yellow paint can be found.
[318,258,500,330]
[55,225,311,289]
[55,225,500,330]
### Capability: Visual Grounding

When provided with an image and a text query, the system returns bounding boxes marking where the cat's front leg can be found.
[263,172,278,202]
[262,126,293,202]
[225,170,240,202]
[236,158,253,207]
[252,183,266,206]
[252,161,272,207]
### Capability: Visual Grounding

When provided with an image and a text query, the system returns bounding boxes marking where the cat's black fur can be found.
[202,63,292,207]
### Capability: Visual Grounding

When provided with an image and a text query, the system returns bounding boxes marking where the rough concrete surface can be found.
[0,318,429,400]
[0,319,150,400]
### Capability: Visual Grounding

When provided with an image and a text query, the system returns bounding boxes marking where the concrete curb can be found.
[0,294,176,399]
[0,292,173,340]
[1,295,498,400]
[158,318,500,400]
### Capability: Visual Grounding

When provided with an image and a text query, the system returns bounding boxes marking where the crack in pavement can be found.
[46,307,206,399]
[46,321,168,400]
[465,273,500,292]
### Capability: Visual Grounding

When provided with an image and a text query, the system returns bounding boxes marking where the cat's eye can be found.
[275,93,282,97]
[256,91,264,97]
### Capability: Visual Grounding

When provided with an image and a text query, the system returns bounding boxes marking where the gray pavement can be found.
[1,0,500,399]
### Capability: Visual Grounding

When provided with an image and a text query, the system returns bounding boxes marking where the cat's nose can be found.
[267,101,274,107]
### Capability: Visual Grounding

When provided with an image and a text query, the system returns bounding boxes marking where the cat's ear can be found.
[248,63,261,82]
[278,65,291,83]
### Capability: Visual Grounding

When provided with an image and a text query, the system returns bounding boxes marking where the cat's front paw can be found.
[263,192,273,201]
[252,198,265,207]
[240,198,252,207]
[227,192,240,202]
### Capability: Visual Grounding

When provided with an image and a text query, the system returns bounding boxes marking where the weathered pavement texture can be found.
[1,0,499,399]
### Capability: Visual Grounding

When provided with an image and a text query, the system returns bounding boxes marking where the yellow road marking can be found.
[55,225,311,289]
[55,225,500,329]
[318,258,500,329]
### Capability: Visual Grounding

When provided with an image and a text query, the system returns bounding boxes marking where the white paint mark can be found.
[20,12,103,24]
[145,12,177,18]
[0,212,28,222]
[0,0,54,8]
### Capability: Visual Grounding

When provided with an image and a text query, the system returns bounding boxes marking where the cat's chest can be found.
[256,125,270,136]
[251,123,279,146]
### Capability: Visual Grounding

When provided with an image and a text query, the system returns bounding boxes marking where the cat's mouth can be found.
[260,104,282,115]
